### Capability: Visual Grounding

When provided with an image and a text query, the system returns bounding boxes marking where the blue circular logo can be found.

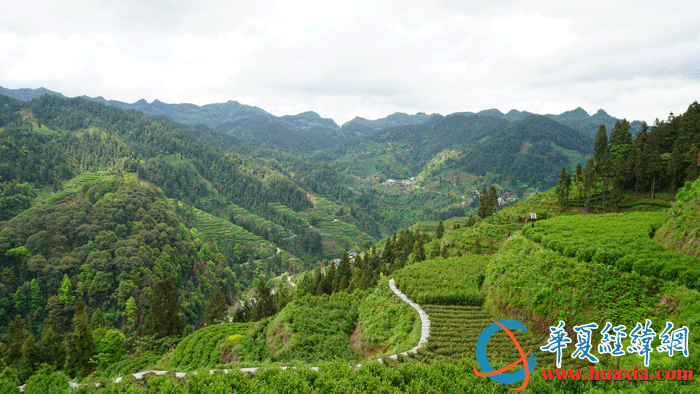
[474,319,536,390]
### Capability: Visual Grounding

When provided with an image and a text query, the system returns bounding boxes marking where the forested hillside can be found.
[331,112,593,189]
[0,92,395,383]
[0,93,382,334]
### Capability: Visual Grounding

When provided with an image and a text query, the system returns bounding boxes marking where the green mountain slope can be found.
[333,112,593,189]
[0,175,237,332]
[656,177,700,258]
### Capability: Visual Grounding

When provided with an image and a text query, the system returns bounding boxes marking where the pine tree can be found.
[556,166,571,212]
[64,301,94,377]
[38,311,65,369]
[4,315,25,368]
[429,241,441,258]
[632,123,649,194]
[204,291,228,325]
[334,252,351,293]
[311,268,324,296]
[412,241,426,262]
[322,264,336,295]
[489,185,498,216]
[477,187,497,218]
[646,128,665,199]
[59,274,74,307]
[609,119,632,146]
[593,125,612,211]
[435,221,444,239]
[574,162,583,207]
[22,334,39,379]
[594,125,610,172]
[253,280,276,320]
[144,279,183,338]
[29,279,41,310]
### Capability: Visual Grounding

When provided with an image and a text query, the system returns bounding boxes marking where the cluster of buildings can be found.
[382,177,417,189]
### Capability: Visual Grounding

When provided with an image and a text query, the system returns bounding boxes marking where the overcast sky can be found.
[1,0,699,125]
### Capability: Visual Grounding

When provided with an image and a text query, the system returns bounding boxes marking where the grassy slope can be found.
[656,178,700,258]
[354,276,421,359]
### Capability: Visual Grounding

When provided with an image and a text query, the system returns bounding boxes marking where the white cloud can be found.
[0,1,699,124]
[489,12,577,59]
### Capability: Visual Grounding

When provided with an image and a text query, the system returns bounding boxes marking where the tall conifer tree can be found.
[144,279,183,338]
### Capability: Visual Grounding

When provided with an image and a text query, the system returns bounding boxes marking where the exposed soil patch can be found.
[516,141,532,155]
[219,345,240,364]
[349,323,387,358]
[265,317,292,357]
[658,293,680,316]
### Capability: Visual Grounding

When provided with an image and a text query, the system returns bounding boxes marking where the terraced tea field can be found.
[394,256,487,306]
[312,219,376,246]
[12,172,121,221]
[192,207,276,259]
[227,203,289,237]
[309,197,340,220]
[102,354,163,379]
[269,202,310,227]
[523,211,700,289]
[170,323,251,370]
[411,305,587,370]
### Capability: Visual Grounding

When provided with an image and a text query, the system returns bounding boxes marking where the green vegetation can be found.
[101,355,161,379]
[268,202,310,227]
[657,177,700,258]
[192,206,274,260]
[394,256,487,306]
[355,277,421,358]
[233,291,360,365]
[484,232,700,373]
[523,211,700,289]
[336,113,591,188]
[487,234,668,330]
[3,92,700,392]
[411,305,561,368]
[169,323,249,370]
[264,291,359,363]
[0,175,252,380]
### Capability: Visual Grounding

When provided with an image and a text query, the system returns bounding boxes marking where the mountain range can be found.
[0,86,642,154]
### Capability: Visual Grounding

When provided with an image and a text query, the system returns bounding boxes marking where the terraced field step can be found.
[268,202,310,227]
[410,305,588,370]
[312,220,377,245]
[227,203,289,237]
[309,197,340,220]
[12,172,122,221]
[169,323,251,371]
[192,207,276,259]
